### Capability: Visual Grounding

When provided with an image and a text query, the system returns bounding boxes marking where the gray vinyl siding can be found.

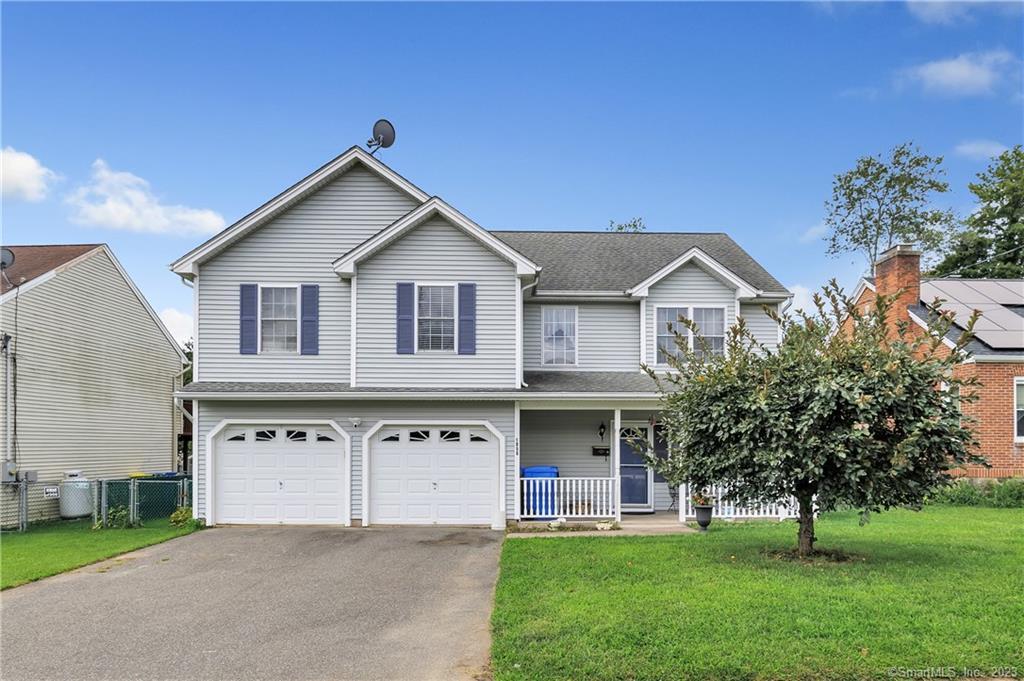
[0,250,181,523]
[646,263,737,366]
[197,166,418,382]
[356,217,518,387]
[194,400,515,520]
[523,302,641,372]
[741,302,781,351]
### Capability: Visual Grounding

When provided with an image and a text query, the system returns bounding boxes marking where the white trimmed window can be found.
[417,285,455,351]
[542,307,577,365]
[260,286,297,352]
[657,307,688,365]
[692,307,726,359]
[1015,378,1024,442]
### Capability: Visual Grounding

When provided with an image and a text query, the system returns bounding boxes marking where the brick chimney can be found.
[873,244,921,325]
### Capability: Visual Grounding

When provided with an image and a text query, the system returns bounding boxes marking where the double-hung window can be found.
[656,306,726,364]
[1015,378,1024,442]
[260,286,298,353]
[657,307,688,365]
[417,285,455,351]
[542,307,577,365]
[692,307,726,359]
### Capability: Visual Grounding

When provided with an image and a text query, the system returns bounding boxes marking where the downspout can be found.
[519,278,540,387]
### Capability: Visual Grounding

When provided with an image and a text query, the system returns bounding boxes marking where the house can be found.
[172,147,790,529]
[851,245,1024,479]
[0,244,187,523]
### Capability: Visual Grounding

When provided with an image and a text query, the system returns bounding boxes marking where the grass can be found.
[492,506,1024,681]
[0,518,197,589]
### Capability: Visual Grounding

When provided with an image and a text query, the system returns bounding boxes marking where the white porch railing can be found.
[679,484,799,521]
[521,477,616,519]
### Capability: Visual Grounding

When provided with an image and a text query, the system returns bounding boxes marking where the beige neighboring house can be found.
[1,244,186,523]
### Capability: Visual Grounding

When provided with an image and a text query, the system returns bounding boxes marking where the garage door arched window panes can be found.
[542,307,577,365]
[417,285,455,351]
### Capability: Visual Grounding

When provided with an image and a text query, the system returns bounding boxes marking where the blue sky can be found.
[3,1,1021,344]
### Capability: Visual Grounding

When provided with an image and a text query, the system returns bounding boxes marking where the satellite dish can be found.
[366,119,396,155]
[0,248,14,270]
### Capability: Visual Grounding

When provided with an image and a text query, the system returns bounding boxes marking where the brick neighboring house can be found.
[851,244,1024,478]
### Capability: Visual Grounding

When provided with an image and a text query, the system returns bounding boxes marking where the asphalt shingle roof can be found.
[1,245,102,294]
[178,372,661,396]
[491,231,788,295]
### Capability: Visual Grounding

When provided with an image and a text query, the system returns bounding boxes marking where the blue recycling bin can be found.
[522,466,559,518]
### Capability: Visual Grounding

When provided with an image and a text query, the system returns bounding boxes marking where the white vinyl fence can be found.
[679,484,799,521]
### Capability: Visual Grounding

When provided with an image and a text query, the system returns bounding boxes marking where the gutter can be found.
[174,390,662,401]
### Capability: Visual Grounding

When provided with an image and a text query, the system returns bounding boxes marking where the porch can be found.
[516,408,671,521]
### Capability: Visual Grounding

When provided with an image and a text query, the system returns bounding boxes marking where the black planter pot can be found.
[693,504,714,532]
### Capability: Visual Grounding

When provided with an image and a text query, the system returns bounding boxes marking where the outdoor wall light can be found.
[348,417,362,428]
[598,421,606,441]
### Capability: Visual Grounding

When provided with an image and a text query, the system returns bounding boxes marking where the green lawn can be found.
[0,519,197,589]
[492,507,1024,681]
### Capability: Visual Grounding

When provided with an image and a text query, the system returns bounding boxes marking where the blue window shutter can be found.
[458,282,476,355]
[239,284,258,355]
[300,284,319,355]
[396,282,414,354]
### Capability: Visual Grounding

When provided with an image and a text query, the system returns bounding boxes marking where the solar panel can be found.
[921,279,1024,350]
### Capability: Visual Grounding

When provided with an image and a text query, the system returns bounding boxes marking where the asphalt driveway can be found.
[1,526,503,680]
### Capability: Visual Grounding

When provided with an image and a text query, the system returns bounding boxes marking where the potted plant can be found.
[691,491,715,532]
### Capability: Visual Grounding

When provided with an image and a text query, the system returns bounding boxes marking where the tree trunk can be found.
[797,494,815,557]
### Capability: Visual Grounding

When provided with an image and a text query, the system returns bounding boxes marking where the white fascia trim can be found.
[170,147,429,275]
[907,308,958,350]
[361,419,506,530]
[204,418,352,527]
[332,197,540,278]
[973,355,1024,363]
[0,269,56,304]
[626,247,760,299]
[531,290,626,298]
[177,390,662,400]
[851,276,876,303]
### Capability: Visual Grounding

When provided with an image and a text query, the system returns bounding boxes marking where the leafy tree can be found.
[931,145,1024,278]
[608,217,646,233]
[644,285,984,557]
[824,143,955,270]
[182,339,193,385]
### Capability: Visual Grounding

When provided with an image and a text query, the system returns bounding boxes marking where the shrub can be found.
[93,504,141,530]
[927,479,1024,508]
[169,506,203,530]
[988,478,1024,508]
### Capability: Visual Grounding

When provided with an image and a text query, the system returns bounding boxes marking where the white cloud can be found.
[159,307,193,346]
[67,159,225,235]
[905,1,972,25]
[953,139,1008,161]
[799,223,828,243]
[787,285,816,314]
[899,49,1016,96]
[1,147,58,202]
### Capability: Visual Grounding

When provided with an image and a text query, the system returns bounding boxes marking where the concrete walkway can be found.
[508,512,697,538]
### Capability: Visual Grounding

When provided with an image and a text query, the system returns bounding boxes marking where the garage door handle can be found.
[432,481,438,490]
[278,481,283,489]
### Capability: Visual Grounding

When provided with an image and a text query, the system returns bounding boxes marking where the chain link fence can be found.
[1,477,192,532]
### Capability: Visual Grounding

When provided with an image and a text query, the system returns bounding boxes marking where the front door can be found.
[619,425,654,512]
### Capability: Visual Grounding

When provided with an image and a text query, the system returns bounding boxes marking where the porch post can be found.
[612,408,622,521]
[513,401,521,520]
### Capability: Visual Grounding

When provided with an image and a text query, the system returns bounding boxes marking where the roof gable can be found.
[170,147,429,276]
[333,198,540,277]
[2,245,187,361]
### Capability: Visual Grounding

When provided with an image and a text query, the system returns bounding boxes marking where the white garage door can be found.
[215,425,346,525]
[369,426,498,526]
